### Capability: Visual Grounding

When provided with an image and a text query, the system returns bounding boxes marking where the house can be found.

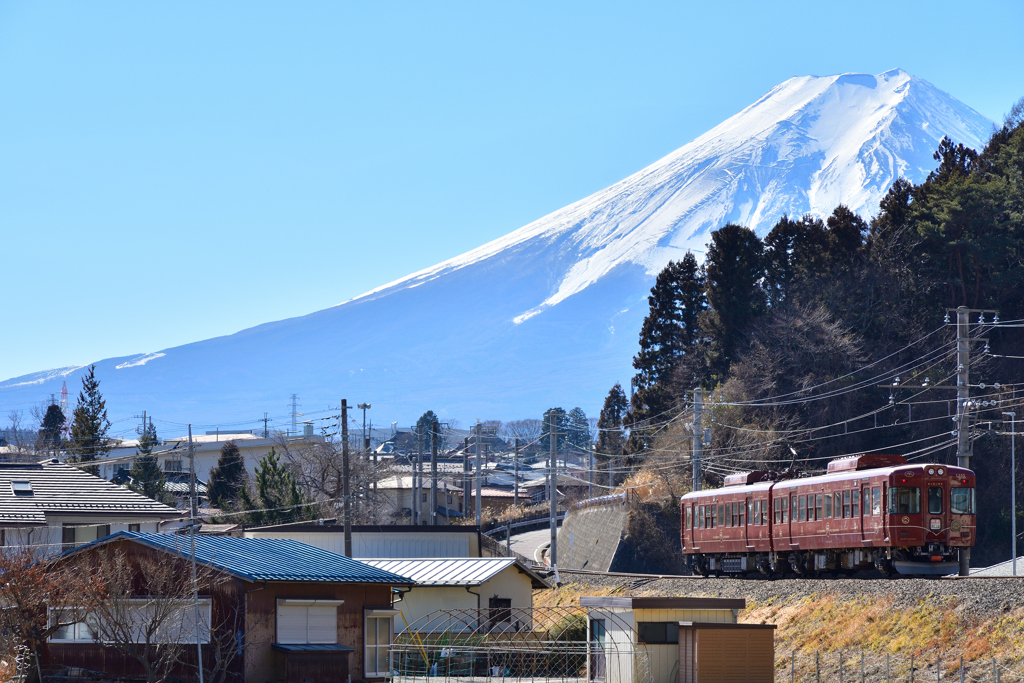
[47,531,412,683]
[358,557,548,633]
[0,458,181,556]
[95,432,325,484]
[374,475,464,522]
[244,523,484,558]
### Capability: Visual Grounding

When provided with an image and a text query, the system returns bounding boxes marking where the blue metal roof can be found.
[68,531,412,584]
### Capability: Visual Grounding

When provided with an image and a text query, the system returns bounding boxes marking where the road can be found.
[508,528,553,564]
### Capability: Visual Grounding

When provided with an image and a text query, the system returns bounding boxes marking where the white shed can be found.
[580,596,746,683]
[359,557,549,633]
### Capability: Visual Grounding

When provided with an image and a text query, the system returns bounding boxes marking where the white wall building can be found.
[243,523,482,558]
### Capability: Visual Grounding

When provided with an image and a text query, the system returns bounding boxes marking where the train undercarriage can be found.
[687,544,961,577]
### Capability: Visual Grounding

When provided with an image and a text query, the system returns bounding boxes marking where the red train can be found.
[680,454,976,576]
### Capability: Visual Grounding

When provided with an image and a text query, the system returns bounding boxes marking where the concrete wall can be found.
[558,498,631,571]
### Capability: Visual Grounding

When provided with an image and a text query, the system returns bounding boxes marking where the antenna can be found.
[289,394,302,435]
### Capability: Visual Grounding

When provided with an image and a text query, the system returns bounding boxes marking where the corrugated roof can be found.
[67,531,414,584]
[0,459,180,524]
[358,557,548,588]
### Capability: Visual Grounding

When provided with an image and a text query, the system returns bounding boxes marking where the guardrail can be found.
[484,512,566,539]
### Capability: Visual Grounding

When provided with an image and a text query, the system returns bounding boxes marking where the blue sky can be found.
[1,1,1022,382]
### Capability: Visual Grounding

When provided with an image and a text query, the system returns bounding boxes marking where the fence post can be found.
[840,650,844,683]
[937,654,940,683]
[992,658,996,683]
[792,651,795,683]
[960,656,964,683]
[816,651,820,683]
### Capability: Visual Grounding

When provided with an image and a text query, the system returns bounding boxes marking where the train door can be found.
[744,497,752,547]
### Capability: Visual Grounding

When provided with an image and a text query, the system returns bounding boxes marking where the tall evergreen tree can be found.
[207,440,247,509]
[596,383,628,456]
[628,254,706,446]
[68,366,111,472]
[540,408,568,453]
[701,224,766,381]
[566,407,591,454]
[36,403,65,454]
[238,448,312,526]
[128,421,167,502]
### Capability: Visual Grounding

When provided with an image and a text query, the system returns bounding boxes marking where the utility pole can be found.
[430,419,439,525]
[955,307,975,576]
[462,438,469,515]
[549,412,558,566]
[290,394,300,435]
[416,425,424,525]
[692,388,704,492]
[1004,412,1017,575]
[475,423,483,527]
[261,412,270,439]
[341,399,352,557]
[187,424,204,683]
[513,438,520,507]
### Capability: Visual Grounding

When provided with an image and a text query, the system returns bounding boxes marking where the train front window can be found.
[888,487,921,514]
[928,487,943,514]
[951,487,975,514]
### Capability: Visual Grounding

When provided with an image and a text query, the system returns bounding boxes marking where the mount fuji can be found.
[1,69,995,429]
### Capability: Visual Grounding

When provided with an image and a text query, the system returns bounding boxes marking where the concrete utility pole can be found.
[475,423,483,527]
[461,438,469,514]
[549,412,558,566]
[955,307,974,576]
[692,388,704,492]
[430,420,439,525]
[342,399,352,557]
[513,438,520,507]
[1004,412,1017,575]
[186,424,204,683]
[416,426,424,525]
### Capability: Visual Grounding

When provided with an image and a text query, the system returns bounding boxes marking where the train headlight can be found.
[930,518,941,530]
[937,468,945,475]
[928,468,935,475]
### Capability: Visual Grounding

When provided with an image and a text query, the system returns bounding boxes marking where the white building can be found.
[243,523,482,558]
[358,557,548,633]
[375,475,465,522]
[0,458,181,556]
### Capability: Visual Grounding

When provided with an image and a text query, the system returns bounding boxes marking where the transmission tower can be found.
[289,394,302,435]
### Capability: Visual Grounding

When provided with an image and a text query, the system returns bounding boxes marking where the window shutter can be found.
[278,605,308,644]
[307,605,337,644]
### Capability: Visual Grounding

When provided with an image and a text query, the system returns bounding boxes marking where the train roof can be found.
[681,462,974,500]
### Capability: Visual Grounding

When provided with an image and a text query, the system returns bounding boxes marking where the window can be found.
[637,622,679,644]
[852,490,860,517]
[798,496,806,522]
[365,611,395,677]
[872,488,882,515]
[738,501,745,526]
[488,597,512,629]
[824,492,832,518]
[276,599,342,644]
[888,487,921,514]
[49,601,211,644]
[11,481,33,496]
[928,487,943,514]
[815,494,823,521]
[164,460,183,473]
[98,525,111,539]
[49,610,97,642]
[951,487,975,514]
[62,525,76,551]
[781,496,789,522]
[685,507,691,530]
[834,492,841,517]
[717,505,723,527]
[842,491,851,518]
[773,499,781,524]
[129,524,141,533]
[752,500,760,525]
[791,496,797,521]
[863,489,871,515]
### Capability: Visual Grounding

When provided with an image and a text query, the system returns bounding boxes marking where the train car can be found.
[681,454,976,576]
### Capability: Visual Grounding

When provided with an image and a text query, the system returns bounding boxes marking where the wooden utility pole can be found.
[342,399,352,557]
[430,420,439,525]
[549,412,558,566]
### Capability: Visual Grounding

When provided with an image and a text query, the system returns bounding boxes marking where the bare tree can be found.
[501,419,542,445]
[88,546,221,683]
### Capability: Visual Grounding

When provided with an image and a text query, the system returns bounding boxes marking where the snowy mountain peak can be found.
[0,71,996,426]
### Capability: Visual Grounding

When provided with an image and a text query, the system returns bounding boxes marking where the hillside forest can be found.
[612,103,1024,567]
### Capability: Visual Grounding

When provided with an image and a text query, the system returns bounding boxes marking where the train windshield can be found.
[888,487,921,514]
[928,487,943,514]
[951,487,976,514]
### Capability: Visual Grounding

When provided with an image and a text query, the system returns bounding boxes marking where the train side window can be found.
[888,487,921,514]
[815,494,823,521]
[872,488,881,515]
[852,490,860,517]
[951,487,975,514]
[739,501,745,526]
[686,507,691,530]
[798,496,806,522]
[842,490,851,518]
[928,487,943,514]
[782,496,789,522]
[834,492,841,517]
[717,504,723,528]
[863,489,871,515]
[733,502,739,526]
[773,499,780,524]
[824,492,832,518]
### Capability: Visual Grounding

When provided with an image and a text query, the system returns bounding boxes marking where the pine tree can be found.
[68,366,111,472]
[566,407,591,454]
[207,440,247,508]
[701,224,766,381]
[238,448,312,526]
[36,404,65,454]
[596,383,628,456]
[540,408,568,453]
[128,421,167,502]
[628,253,706,448]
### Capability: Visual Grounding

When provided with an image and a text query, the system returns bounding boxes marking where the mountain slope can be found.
[0,69,995,429]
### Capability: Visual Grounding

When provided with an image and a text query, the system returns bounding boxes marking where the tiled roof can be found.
[69,531,414,584]
[358,557,548,588]
[0,459,180,525]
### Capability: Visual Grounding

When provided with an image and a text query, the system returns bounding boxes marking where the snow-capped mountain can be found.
[0,70,994,429]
